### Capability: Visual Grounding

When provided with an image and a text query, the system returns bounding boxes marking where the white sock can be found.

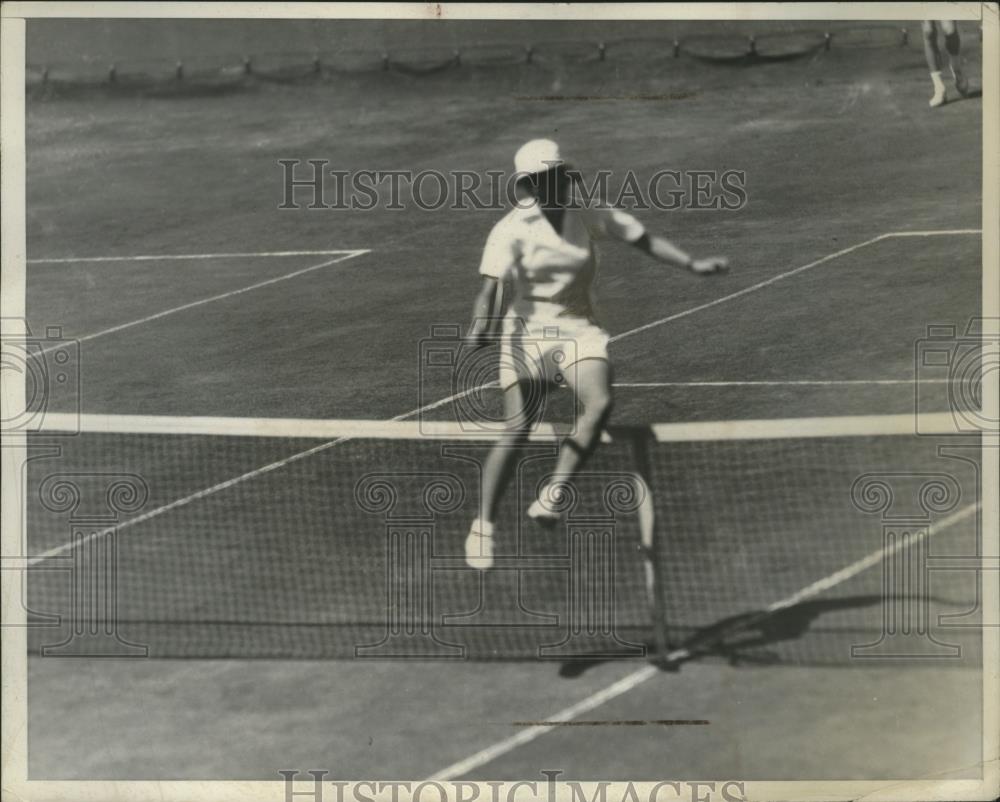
[930,70,946,93]
[470,518,494,536]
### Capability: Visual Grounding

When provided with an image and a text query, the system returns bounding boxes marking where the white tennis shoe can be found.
[929,70,947,107]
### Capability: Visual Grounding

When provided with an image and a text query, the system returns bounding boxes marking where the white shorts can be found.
[497,315,610,390]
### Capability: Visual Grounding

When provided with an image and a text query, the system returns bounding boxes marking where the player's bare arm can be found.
[631,232,729,274]
[466,277,502,349]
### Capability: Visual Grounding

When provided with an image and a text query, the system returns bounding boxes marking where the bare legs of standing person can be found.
[923,20,969,107]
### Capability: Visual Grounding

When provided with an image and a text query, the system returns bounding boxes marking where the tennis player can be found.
[464,139,728,569]
[922,20,969,107]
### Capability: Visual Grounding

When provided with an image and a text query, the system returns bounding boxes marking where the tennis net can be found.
[22,412,982,665]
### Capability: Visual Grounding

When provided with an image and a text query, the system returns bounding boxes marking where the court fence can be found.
[25,23,984,96]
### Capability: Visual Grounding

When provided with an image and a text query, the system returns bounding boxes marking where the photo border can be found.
[1,2,996,800]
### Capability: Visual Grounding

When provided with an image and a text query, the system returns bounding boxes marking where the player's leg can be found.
[481,379,544,521]
[923,20,944,71]
[466,377,544,568]
[923,20,948,107]
[554,356,614,478]
[529,357,614,524]
[939,20,969,95]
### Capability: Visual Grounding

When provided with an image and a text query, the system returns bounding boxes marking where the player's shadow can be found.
[558,594,885,678]
[675,594,886,667]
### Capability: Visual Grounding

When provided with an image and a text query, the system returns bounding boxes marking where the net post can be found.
[243,56,253,75]
[629,426,671,665]
[900,27,909,47]
[175,61,184,82]
[108,63,117,84]
[672,39,681,58]
[824,32,832,51]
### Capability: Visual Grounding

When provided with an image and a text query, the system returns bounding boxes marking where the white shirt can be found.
[478,199,645,322]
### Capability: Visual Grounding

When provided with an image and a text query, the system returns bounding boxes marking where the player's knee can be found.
[940,20,957,37]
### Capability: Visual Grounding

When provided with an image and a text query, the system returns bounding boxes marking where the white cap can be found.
[514,139,563,176]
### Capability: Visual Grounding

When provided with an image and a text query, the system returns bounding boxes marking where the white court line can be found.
[887,229,983,237]
[27,249,364,264]
[36,250,370,355]
[426,501,980,782]
[767,504,979,612]
[616,379,952,387]
[608,229,980,344]
[31,229,970,264]
[428,663,662,782]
